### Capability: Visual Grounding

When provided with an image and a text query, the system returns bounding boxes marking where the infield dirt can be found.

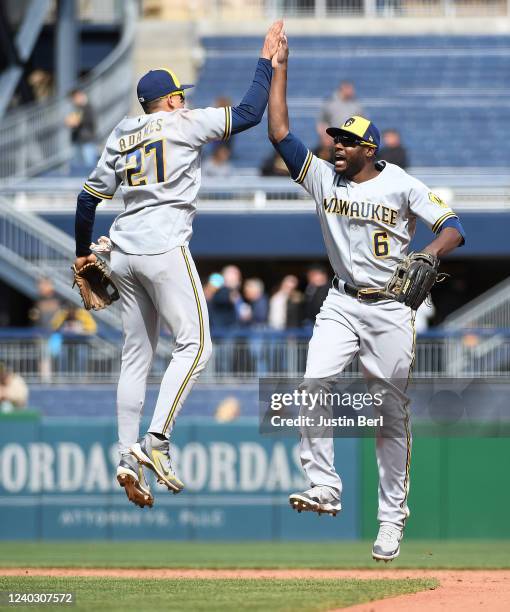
[1,568,509,611]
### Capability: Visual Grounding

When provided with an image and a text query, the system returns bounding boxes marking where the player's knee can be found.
[187,334,212,370]
[200,340,213,367]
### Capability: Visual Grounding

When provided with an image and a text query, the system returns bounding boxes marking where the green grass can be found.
[0,541,508,569]
[0,577,437,612]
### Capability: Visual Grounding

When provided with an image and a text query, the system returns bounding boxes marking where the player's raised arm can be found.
[268,35,290,143]
[181,21,283,146]
[228,20,284,135]
[267,36,315,187]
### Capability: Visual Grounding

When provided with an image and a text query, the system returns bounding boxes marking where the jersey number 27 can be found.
[125,139,165,186]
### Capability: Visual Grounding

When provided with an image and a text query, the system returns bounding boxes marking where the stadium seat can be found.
[192,35,510,168]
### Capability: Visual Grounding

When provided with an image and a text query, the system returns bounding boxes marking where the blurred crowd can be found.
[205,264,332,333]
[204,81,409,177]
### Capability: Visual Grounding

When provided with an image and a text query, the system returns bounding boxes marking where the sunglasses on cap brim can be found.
[333,133,377,148]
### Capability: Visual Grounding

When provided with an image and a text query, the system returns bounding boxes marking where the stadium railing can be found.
[1,329,509,382]
[444,275,510,329]
[145,0,509,20]
[1,174,509,213]
[0,0,137,180]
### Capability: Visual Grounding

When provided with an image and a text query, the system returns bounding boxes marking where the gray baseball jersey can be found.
[286,150,460,529]
[83,106,232,254]
[297,155,458,287]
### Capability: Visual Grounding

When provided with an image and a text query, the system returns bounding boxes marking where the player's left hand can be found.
[73,253,97,272]
[384,252,440,310]
[272,34,289,69]
[261,20,285,61]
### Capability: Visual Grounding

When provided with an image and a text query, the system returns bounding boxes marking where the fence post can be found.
[365,0,377,17]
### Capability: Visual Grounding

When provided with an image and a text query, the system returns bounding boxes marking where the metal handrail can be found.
[443,275,510,329]
[0,195,176,357]
[0,196,123,331]
[0,0,137,180]
[1,335,509,383]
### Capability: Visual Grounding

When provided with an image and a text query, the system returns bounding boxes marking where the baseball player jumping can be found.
[73,21,285,508]
[268,36,465,561]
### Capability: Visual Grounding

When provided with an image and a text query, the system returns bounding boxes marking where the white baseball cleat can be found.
[130,433,184,494]
[289,486,341,516]
[372,522,403,562]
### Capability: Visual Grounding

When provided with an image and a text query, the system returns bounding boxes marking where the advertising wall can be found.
[0,416,359,540]
[2,415,509,540]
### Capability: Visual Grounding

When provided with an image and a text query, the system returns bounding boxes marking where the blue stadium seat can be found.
[192,35,510,168]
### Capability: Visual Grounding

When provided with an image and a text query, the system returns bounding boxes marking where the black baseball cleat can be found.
[289,486,341,516]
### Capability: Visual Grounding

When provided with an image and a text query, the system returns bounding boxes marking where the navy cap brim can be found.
[326,126,378,147]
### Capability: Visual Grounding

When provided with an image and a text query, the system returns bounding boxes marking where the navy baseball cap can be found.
[326,115,380,149]
[137,68,193,104]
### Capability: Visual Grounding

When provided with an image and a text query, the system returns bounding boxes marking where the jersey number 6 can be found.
[373,231,390,258]
[125,139,165,186]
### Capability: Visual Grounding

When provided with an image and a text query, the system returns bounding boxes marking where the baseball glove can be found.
[71,259,119,311]
[383,252,441,310]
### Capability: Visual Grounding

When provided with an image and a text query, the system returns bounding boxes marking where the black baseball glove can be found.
[383,252,441,310]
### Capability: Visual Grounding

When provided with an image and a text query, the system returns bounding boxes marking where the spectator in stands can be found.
[51,303,97,335]
[208,265,246,331]
[65,88,97,168]
[242,278,269,326]
[202,143,233,178]
[303,265,331,325]
[260,151,289,176]
[378,129,409,169]
[29,278,62,331]
[317,81,363,139]
[0,363,28,414]
[242,278,269,374]
[49,303,97,374]
[27,69,53,102]
[204,272,223,302]
[29,278,62,381]
[269,275,304,330]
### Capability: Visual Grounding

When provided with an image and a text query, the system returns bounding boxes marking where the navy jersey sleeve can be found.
[75,189,101,256]
[230,58,272,135]
[272,132,309,181]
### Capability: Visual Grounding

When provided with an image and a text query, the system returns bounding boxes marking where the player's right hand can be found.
[73,253,97,272]
[261,20,284,61]
[272,34,289,69]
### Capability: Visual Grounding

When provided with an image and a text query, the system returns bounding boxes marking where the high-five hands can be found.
[272,33,289,69]
[261,20,285,61]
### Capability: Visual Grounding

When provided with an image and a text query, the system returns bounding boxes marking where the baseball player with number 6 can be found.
[268,35,465,561]
[73,21,285,509]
